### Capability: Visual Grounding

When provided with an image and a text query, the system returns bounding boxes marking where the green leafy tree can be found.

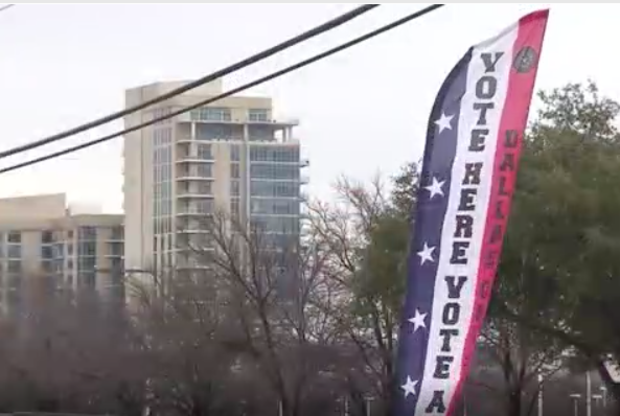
[496,81,620,413]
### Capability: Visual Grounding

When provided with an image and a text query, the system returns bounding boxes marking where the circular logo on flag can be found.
[513,46,538,73]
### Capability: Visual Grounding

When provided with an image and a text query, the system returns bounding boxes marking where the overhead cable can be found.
[0,4,379,160]
[0,4,445,175]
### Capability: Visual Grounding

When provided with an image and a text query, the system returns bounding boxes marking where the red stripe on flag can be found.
[446,9,549,416]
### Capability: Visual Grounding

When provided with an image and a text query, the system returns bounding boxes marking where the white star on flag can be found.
[417,243,436,265]
[424,177,445,199]
[434,112,454,134]
[401,376,419,398]
[408,309,428,333]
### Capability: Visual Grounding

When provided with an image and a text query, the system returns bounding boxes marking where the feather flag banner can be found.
[395,10,549,416]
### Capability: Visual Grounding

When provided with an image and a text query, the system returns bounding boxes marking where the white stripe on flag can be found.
[414,22,519,415]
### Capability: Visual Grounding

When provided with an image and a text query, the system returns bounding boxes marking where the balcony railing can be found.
[177,136,245,143]
[176,168,214,180]
[176,153,214,163]
[247,117,300,126]
[176,187,214,198]
[177,203,214,216]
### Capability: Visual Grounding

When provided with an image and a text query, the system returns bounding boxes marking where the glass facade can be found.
[248,125,273,141]
[153,127,173,237]
[77,226,97,288]
[190,107,232,122]
[250,146,300,163]
[248,108,270,122]
[0,231,22,314]
[169,102,301,273]
[250,181,299,198]
[0,221,125,317]
[249,144,301,244]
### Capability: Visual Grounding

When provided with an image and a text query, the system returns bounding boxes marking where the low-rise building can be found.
[0,193,124,316]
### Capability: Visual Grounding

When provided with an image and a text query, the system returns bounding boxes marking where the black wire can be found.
[0,4,378,160]
[0,4,445,175]
[0,4,15,13]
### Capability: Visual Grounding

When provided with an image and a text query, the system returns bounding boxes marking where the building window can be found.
[196,124,235,140]
[79,241,97,257]
[248,125,274,141]
[78,256,97,272]
[231,145,240,162]
[231,181,240,197]
[250,145,299,163]
[197,182,212,195]
[53,243,64,259]
[111,226,124,240]
[111,257,123,273]
[41,245,54,260]
[196,164,212,178]
[196,200,213,214]
[248,109,270,122]
[251,181,299,198]
[41,230,54,244]
[7,245,21,259]
[231,163,240,179]
[191,107,232,122]
[78,226,97,241]
[250,164,300,180]
[231,199,240,218]
[250,198,300,215]
[250,215,300,234]
[109,243,123,257]
[7,231,21,244]
[7,260,21,274]
[196,143,212,160]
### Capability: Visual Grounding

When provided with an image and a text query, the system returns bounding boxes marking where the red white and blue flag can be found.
[395,10,549,416]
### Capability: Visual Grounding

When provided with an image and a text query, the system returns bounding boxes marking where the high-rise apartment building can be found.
[0,194,124,316]
[123,80,306,274]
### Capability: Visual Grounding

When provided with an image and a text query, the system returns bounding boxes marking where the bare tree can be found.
[204,210,344,416]
[131,267,247,416]
[0,275,145,415]
[307,176,407,416]
[132,210,342,416]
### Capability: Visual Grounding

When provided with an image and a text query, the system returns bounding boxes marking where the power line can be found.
[0,4,379,160]
[0,4,15,13]
[0,4,445,175]
[1,4,444,175]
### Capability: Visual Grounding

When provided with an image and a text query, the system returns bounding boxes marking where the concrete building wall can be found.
[123,80,304,277]
[0,194,124,316]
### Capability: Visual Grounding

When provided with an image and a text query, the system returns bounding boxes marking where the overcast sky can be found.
[0,3,613,213]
